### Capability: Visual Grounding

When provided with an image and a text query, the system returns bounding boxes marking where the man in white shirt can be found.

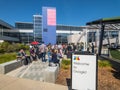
[39,41,46,62]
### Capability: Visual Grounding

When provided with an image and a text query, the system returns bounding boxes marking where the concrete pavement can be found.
[6,60,58,82]
[0,74,68,90]
[6,60,49,81]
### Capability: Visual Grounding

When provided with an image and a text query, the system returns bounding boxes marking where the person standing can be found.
[67,44,72,52]
[91,43,94,54]
[39,41,46,62]
[47,44,52,62]
[51,49,59,66]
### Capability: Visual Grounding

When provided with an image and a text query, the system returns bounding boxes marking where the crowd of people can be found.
[30,42,63,66]
[17,42,95,66]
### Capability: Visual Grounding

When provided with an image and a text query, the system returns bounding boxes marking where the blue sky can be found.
[0,0,120,26]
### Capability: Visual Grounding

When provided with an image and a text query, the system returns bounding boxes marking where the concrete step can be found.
[6,60,49,82]
[6,65,28,77]
[6,60,60,83]
[20,60,48,82]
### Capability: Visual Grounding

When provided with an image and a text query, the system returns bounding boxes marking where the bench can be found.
[0,60,22,74]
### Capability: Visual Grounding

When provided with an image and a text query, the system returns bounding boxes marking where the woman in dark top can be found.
[51,49,59,64]
[18,49,30,65]
[30,47,37,61]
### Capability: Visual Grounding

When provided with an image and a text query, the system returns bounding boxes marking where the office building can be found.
[33,15,42,42]
[0,19,19,42]
[1,18,119,46]
[15,21,83,44]
[15,22,33,44]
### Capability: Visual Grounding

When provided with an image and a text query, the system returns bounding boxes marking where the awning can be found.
[86,17,120,30]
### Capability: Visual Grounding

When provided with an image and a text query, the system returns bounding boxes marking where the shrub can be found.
[0,42,10,52]
[0,48,4,53]
[16,43,22,50]
[7,45,15,52]
[98,60,112,67]
[19,44,29,50]
[12,43,20,51]
[110,49,120,60]
[0,42,29,53]
[25,45,29,50]
[61,59,71,69]
[62,59,71,65]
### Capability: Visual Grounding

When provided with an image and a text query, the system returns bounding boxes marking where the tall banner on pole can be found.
[42,7,56,44]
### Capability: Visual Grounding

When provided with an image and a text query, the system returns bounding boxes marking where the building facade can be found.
[0,19,19,42]
[15,22,33,44]
[15,21,83,44]
[33,15,42,42]
[1,18,120,46]
[56,25,84,44]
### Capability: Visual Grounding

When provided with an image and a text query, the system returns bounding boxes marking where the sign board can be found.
[42,7,56,45]
[71,54,97,90]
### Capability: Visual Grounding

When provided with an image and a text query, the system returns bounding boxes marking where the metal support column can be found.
[107,31,110,57]
[98,23,105,56]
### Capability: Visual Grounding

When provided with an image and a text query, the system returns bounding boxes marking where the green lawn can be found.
[98,60,112,67]
[0,53,17,64]
[0,50,30,64]
[110,49,120,60]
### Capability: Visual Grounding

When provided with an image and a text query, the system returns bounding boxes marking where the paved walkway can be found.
[3,60,69,90]
[0,74,68,90]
